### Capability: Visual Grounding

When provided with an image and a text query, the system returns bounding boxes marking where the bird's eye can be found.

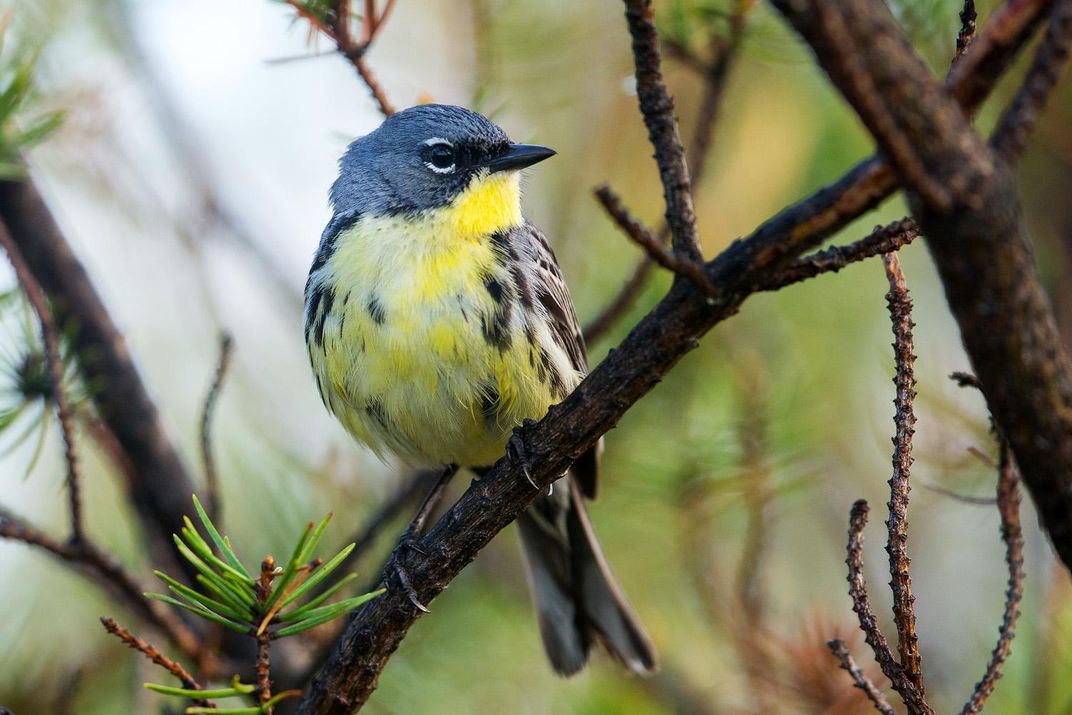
[422,139,456,174]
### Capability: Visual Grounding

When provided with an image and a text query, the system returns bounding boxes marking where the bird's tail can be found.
[516,476,656,677]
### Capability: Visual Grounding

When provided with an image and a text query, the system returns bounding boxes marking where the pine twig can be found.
[827,639,896,715]
[991,0,1072,160]
[759,219,920,291]
[882,253,925,694]
[622,0,701,261]
[0,218,83,542]
[100,617,211,709]
[960,442,1025,713]
[593,185,717,297]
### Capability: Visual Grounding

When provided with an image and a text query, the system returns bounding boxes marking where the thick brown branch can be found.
[772,0,1072,578]
[199,333,234,523]
[0,218,83,542]
[882,253,924,693]
[100,617,210,708]
[960,441,1025,714]
[827,639,896,715]
[0,178,200,577]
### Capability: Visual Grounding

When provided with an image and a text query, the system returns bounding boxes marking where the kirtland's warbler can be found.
[304,104,655,676]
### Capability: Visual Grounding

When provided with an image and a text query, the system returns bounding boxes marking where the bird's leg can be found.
[400,464,458,548]
[389,464,458,613]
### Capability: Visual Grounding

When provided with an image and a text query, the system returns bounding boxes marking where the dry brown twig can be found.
[286,0,396,116]
[961,439,1025,714]
[584,2,752,343]
[991,0,1072,160]
[882,252,925,695]
[827,638,896,715]
[100,617,211,709]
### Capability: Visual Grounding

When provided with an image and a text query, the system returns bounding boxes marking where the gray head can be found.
[330,104,555,216]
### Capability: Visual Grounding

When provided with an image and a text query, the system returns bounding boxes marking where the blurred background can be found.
[2,0,1071,712]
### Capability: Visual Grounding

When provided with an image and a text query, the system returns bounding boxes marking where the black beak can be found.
[484,143,556,173]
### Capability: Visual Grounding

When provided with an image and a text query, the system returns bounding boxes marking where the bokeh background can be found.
[2,0,1072,712]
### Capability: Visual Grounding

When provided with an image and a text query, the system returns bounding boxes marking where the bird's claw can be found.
[508,430,538,490]
[394,563,429,613]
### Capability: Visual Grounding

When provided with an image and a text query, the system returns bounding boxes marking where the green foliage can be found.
[146,495,384,639]
[0,15,63,178]
[141,496,383,712]
[0,288,83,477]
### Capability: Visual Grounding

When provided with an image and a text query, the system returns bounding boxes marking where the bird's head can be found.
[330,105,555,227]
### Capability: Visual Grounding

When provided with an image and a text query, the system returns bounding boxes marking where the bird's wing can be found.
[516,221,588,372]
[515,221,600,498]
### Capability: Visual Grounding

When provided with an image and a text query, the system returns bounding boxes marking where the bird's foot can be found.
[388,535,430,613]
[508,422,539,490]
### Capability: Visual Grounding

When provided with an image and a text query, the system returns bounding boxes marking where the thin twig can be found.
[844,501,903,694]
[256,558,276,711]
[827,639,896,715]
[0,219,83,542]
[584,3,749,343]
[286,0,395,116]
[991,0,1072,160]
[100,617,211,709]
[0,512,202,660]
[956,1,978,62]
[960,440,1025,714]
[199,333,234,523]
[594,185,718,296]
[882,252,925,694]
[622,0,701,261]
[759,219,920,291]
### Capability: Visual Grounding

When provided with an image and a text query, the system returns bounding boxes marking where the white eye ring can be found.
[422,137,456,174]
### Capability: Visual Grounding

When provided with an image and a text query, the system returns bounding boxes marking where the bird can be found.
[304,104,655,676]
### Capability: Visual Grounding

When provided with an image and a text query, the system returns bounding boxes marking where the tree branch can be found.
[0,217,83,542]
[0,511,201,661]
[991,0,1072,160]
[623,0,702,261]
[770,0,1072,576]
[881,253,925,696]
[960,440,1025,714]
[294,2,1054,709]
[0,178,200,579]
[827,638,896,715]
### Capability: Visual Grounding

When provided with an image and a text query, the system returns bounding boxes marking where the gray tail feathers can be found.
[516,476,656,677]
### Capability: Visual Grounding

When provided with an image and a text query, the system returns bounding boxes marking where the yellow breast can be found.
[306,171,567,468]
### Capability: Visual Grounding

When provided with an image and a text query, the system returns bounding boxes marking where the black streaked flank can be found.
[368,296,386,325]
[485,276,504,305]
[304,283,335,347]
